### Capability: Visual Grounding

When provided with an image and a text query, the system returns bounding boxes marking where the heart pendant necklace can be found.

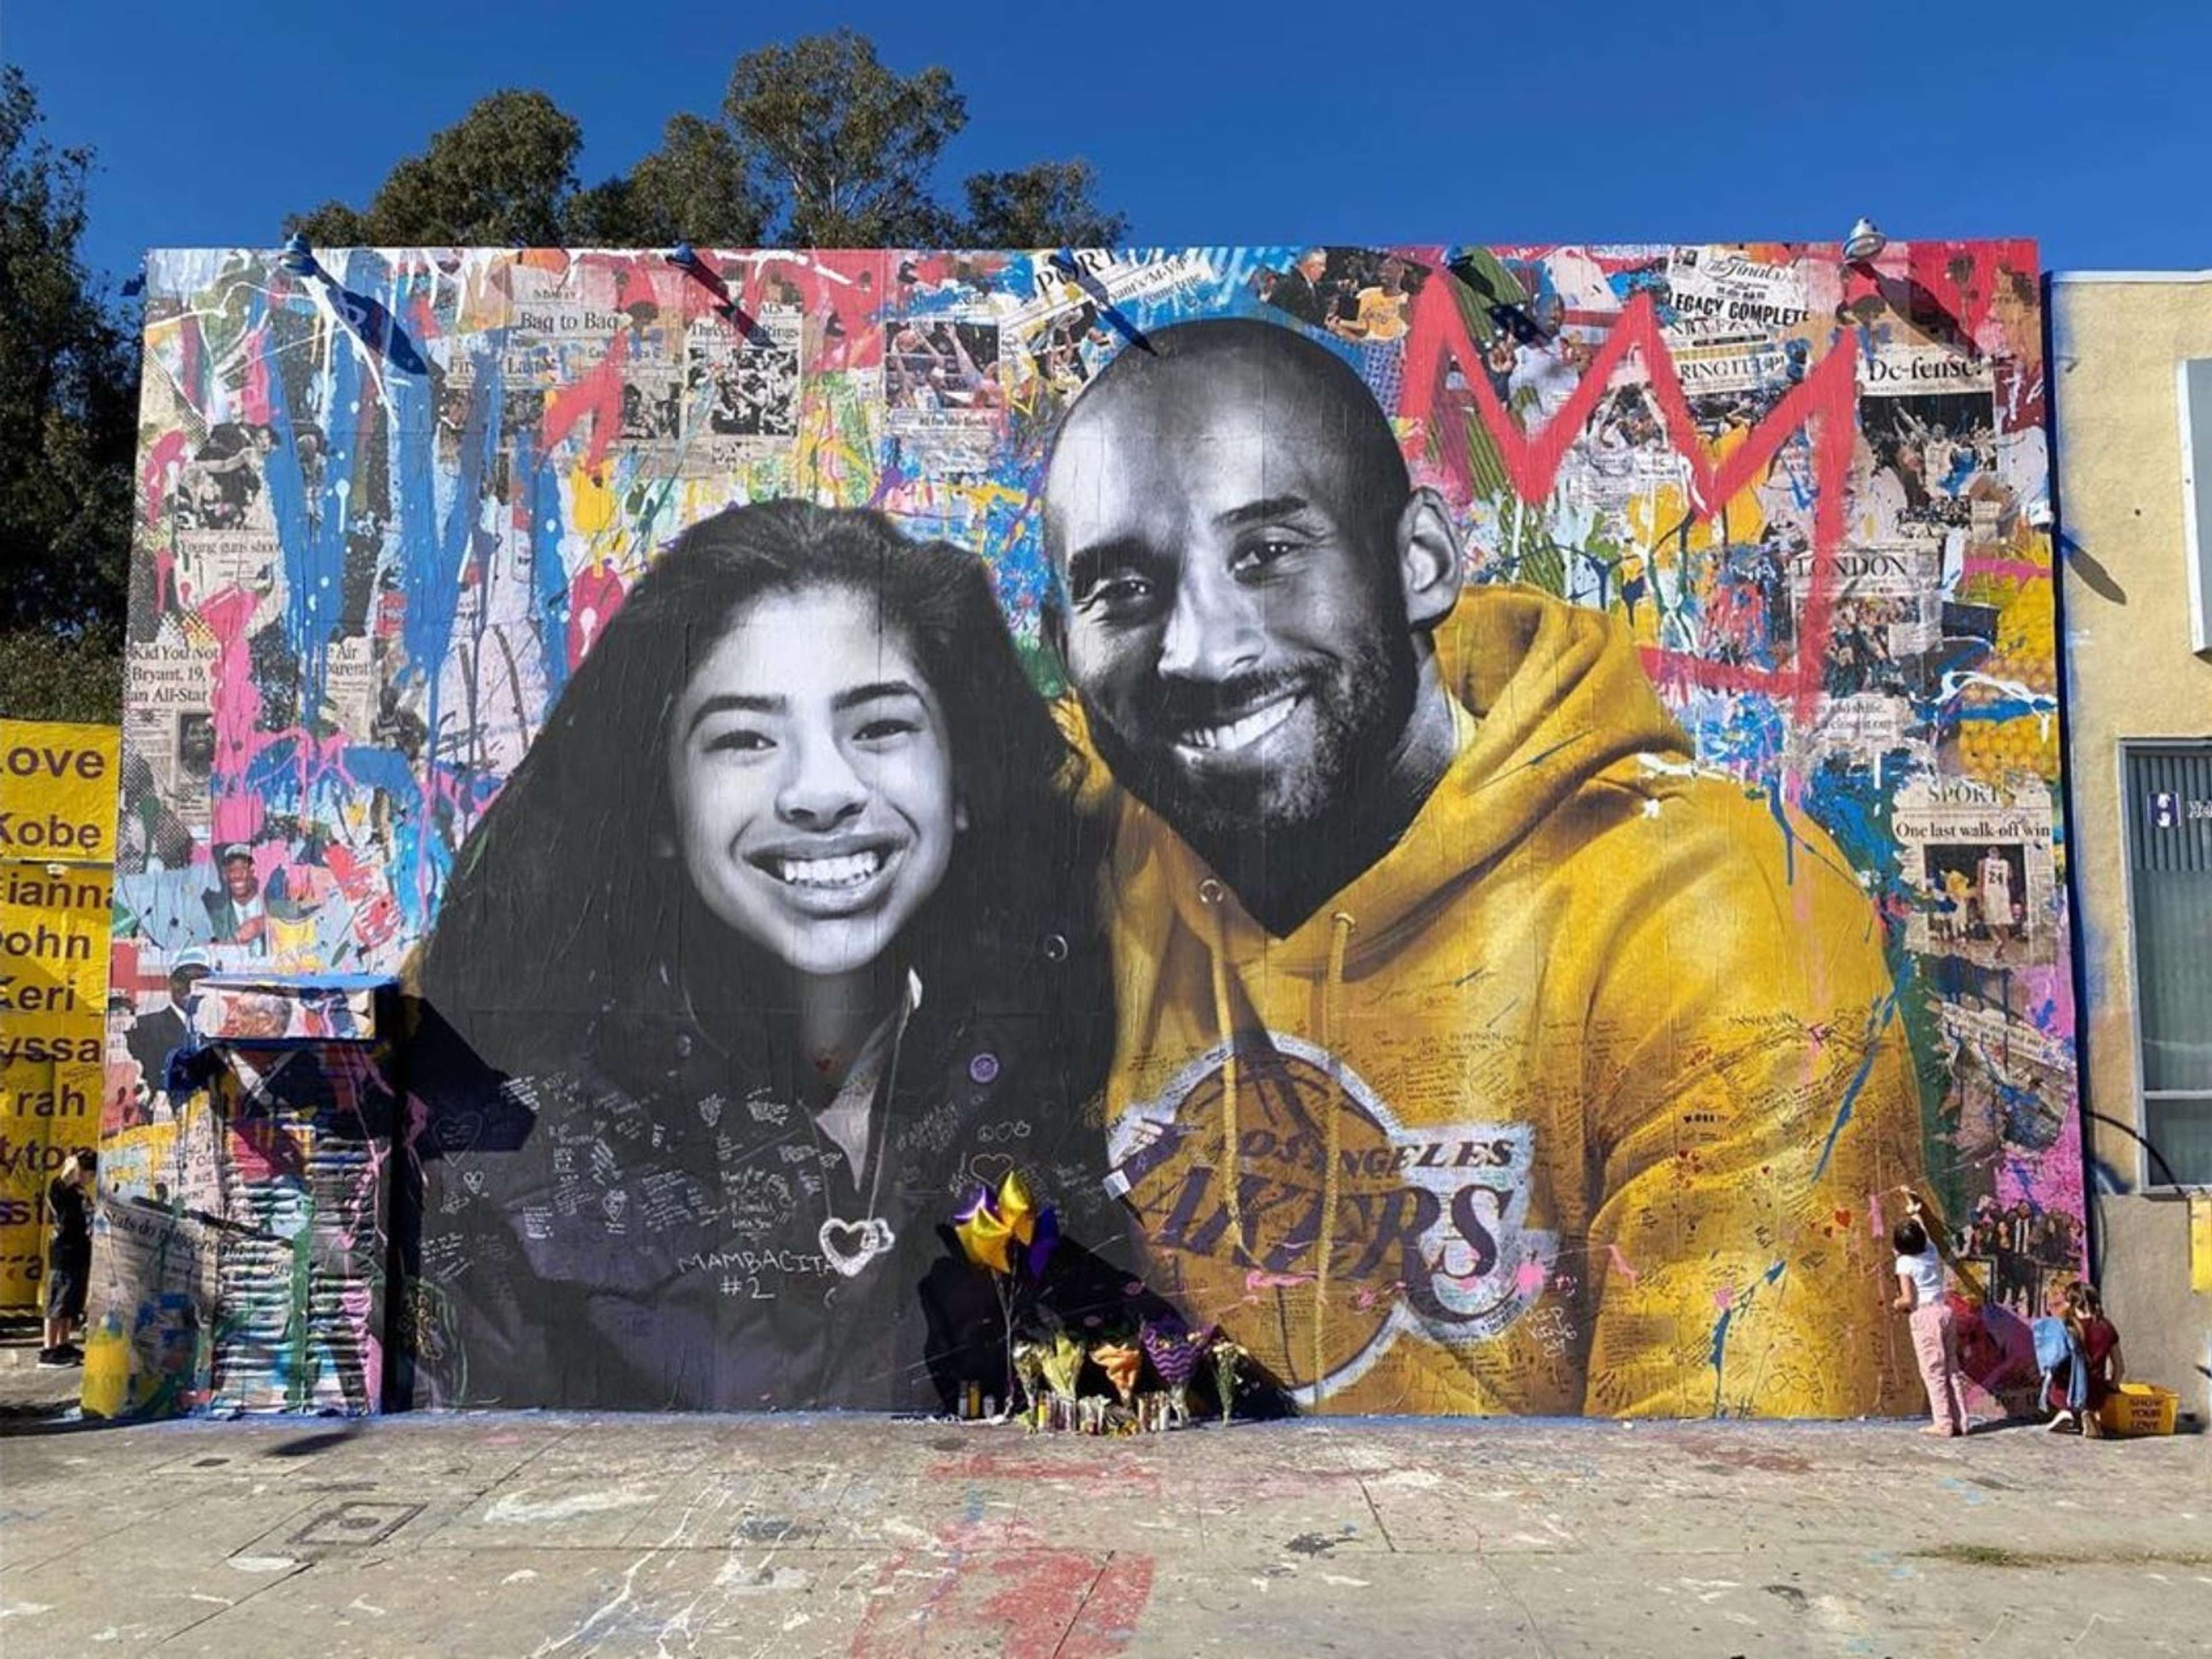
[799,971,920,1284]
[806,995,910,1281]
[819,1214,896,1277]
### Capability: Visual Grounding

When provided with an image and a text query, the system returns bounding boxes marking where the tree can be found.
[290,90,585,247]
[719,31,1124,247]
[961,161,1127,249]
[722,30,965,247]
[0,66,134,722]
[290,33,1124,252]
[0,626,122,724]
[566,113,767,248]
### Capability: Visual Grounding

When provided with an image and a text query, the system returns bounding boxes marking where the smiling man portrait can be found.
[1044,317,1926,1417]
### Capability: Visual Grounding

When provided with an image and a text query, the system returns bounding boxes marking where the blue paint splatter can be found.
[1801,763,1899,891]
[1708,1302,1735,1379]
[1707,1263,1786,1412]
[263,286,365,718]
[1764,782,1798,885]
[1815,994,1898,1179]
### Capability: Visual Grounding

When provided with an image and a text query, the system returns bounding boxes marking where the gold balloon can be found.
[955,1198,1016,1275]
[997,1170,1039,1246]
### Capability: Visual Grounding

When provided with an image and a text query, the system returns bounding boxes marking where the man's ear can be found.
[1395,487,1463,630]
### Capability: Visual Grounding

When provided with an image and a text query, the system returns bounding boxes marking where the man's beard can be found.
[1085,631,1418,865]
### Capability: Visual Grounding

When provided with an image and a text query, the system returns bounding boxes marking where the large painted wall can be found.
[104,241,2082,1417]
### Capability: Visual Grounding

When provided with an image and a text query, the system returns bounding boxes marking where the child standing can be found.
[1893,1206,1971,1437]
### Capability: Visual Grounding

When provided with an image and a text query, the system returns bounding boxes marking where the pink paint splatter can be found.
[567,562,627,671]
[141,429,187,520]
[1606,1242,1641,1285]
[201,588,268,846]
[241,326,272,423]
[540,331,630,475]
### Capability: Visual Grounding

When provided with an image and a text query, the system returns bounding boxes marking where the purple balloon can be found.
[1024,1206,1060,1277]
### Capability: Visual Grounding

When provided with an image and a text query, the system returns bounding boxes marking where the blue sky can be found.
[13,0,2209,288]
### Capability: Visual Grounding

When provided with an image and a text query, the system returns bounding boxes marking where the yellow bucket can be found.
[2097,1382,2179,1438]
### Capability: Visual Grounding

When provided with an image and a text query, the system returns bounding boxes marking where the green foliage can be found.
[0,622,122,723]
[0,66,134,719]
[718,32,1123,247]
[286,199,372,247]
[567,114,767,248]
[287,90,584,246]
[961,162,1127,250]
[291,33,1124,251]
[723,29,967,247]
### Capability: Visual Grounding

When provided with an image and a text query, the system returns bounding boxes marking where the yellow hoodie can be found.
[1087,585,1926,1417]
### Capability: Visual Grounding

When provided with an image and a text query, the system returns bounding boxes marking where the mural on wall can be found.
[103,240,2081,1418]
[82,975,395,1419]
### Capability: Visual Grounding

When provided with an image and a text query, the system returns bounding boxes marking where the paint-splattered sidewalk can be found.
[2,1411,2206,1656]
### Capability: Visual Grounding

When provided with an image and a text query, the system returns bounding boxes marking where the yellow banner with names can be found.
[0,719,119,1309]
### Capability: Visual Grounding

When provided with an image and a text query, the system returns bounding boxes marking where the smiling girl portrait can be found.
[409,501,1123,1411]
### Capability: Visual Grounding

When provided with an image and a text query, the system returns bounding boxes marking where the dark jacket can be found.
[1268,268,1330,328]
[405,979,1146,1414]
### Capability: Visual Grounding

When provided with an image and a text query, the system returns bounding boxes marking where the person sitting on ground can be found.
[2046,1279,2123,1438]
[2034,1281,2086,1430]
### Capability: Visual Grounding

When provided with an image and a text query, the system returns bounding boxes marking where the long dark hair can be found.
[416,500,1100,1078]
[2062,1279,2103,1346]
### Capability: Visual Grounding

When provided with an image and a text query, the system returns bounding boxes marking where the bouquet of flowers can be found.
[1037,1328,1088,1432]
[1141,1316,1213,1428]
[1092,1339,1143,1407]
[1210,1337,1251,1426]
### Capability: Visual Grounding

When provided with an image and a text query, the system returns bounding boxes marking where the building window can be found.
[2181,359,2212,658]
[2122,743,2212,1185]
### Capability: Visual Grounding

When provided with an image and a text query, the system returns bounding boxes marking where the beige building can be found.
[2049,271,2212,1424]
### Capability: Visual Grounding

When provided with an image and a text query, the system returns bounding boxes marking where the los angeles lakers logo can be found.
[1106,1033,1555,1403]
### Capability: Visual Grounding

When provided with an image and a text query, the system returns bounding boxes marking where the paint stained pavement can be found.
[3,1414,2205,1656]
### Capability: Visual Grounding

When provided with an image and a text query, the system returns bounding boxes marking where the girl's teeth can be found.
[776,851,884,887]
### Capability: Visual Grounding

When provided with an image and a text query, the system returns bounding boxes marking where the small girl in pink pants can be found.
[1892,1205,1972,1437]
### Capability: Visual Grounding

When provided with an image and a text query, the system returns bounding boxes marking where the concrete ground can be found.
[0,1321,84,1425]
[2,1380,2206,1658]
